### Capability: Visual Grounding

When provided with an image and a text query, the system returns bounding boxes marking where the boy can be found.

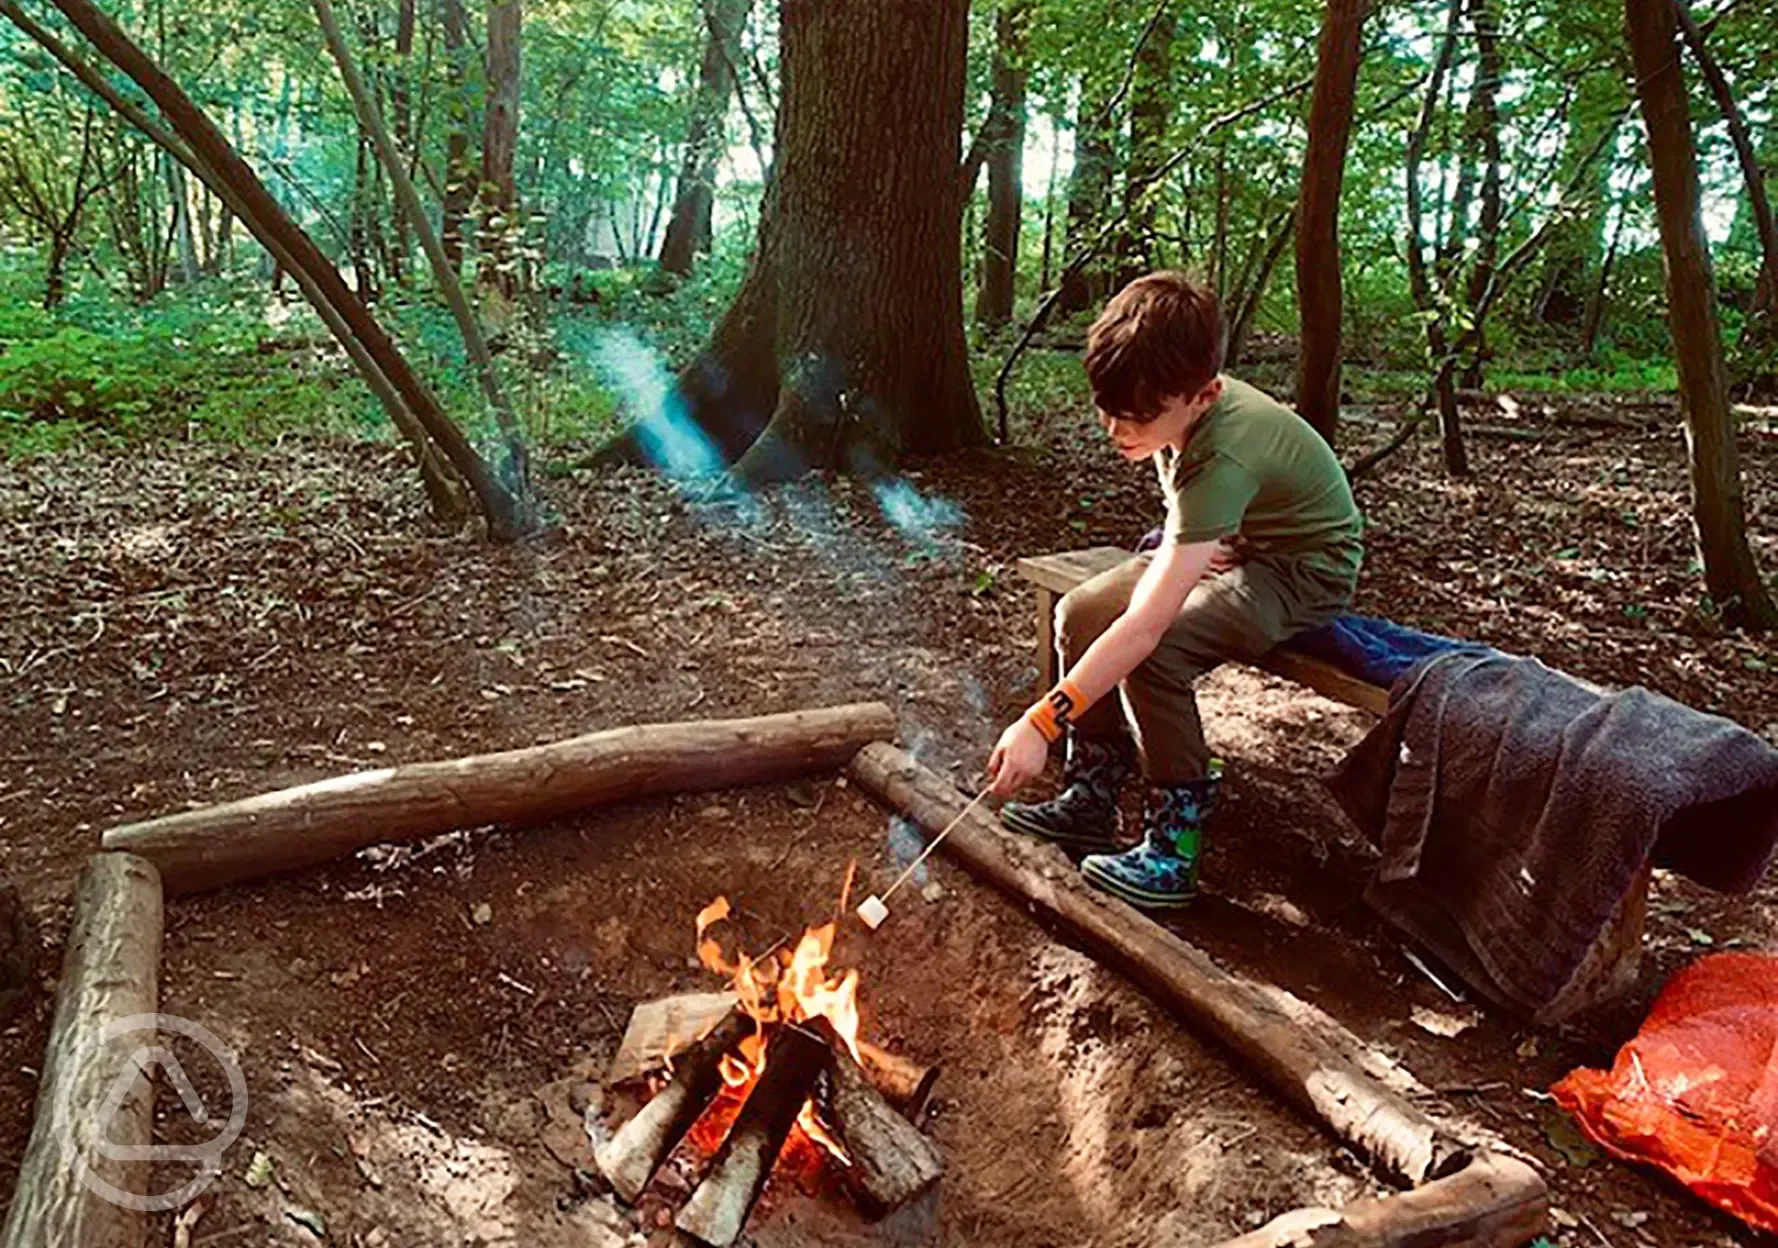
[986,271,1363,910]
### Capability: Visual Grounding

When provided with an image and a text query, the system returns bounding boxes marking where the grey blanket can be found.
[1326,650,1778,1018]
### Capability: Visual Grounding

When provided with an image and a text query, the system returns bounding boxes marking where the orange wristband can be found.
[1023,679,1088,744]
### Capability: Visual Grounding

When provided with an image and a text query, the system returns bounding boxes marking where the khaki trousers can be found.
[1059,553,1356,783]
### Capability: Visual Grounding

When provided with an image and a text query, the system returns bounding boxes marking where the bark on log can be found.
[819,1033,943,1214]
[1,854,163,1248]
[104,703,897,895]
[849,743,1466,1188]
[1204,1151,1546,1248]
[856,1039,938,1118]
[596,1009,753,1203]
[676,1024,829,1246]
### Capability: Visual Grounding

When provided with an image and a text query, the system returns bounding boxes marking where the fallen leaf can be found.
[1516,1036,1540,1059]
[1541,1108,1599,1166]
[472,902,493,926]
[244,1151,274,1189]
[285,1206,325,1237]
[1410,1005,1481,1037]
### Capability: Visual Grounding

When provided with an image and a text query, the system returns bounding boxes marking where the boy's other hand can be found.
[1208,535,1251,574]
[987,718,1049,797]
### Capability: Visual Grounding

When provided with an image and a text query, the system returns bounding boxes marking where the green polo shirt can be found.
[1154,377,1363,578]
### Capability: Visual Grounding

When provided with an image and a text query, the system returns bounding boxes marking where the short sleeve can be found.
[1163,453,1258,544]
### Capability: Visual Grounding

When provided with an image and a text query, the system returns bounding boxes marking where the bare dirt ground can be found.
[1,391,1774,1246]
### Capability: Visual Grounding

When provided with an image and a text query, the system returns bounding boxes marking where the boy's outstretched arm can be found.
[988,539,1220,796]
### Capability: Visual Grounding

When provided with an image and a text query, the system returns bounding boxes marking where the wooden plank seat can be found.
[1014,545,1647,1022]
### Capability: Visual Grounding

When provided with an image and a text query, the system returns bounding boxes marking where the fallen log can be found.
[677,1024,830,1247]
[1,854,163,1248]
[105,702,897,894]
[817,1029,944,1214]
[849,743,1469,1189]
[1204,1151,1547,1248]
[596,1008,753,1203]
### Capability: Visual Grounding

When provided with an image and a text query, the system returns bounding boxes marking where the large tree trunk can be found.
[1293,0,1365,445]
[659,0,750,277]
[40,0,530,538]
[973,0,1028,330]
[1117,8,1175,288]
[1057,72,1116,315]
[1626,0,1778,630]
[440,0,475,274]
[679,0,984,484]
[479,0,521,295]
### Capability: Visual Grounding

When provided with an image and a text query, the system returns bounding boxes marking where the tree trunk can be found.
[974,0,1027,330]
[1293,0,1365,444]
[40,0,529,537]
[42,233,72,309]
[440,0,475,273]
[660,0,750,277]
[1405,0,1468,475]
[1626,0,1777,630]
[390,0,417,283]
[1228,208,1294,366]
[1117,8,1175,288]
[1582,192,1628,357]
[1058,72,1116,315]
[1460,0,1503,389]
[165,154,197,282]
[480,0,521,295]
[675,0,984,484]
[313,0,532,496]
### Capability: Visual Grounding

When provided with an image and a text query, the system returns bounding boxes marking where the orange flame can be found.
[690,892,867,1170]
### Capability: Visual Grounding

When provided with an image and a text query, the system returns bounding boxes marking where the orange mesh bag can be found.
[1552,952,1778,1234]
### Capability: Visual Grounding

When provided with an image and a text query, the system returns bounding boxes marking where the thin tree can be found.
[974,0,1029,330]
[1673,0,1778,373]
[659,0,751,276]
[1293,0,1366,444]
[479,0,521,296]
[440,0,476,273]
[34,0,532,537]
[0,0,463,520]
[1625,0,1776,629]
[313,0,532,494]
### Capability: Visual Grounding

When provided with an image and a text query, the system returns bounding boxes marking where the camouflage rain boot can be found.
[1080,761,1223,910]
[1000,732,1133,852]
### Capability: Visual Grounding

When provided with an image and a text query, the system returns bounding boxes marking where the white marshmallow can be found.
[856,894,889,930]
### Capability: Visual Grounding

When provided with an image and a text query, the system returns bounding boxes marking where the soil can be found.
[0,389,1774,1247]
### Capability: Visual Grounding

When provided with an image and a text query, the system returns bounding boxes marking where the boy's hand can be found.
[987,718,1049,797]
[1208,535,1251,574]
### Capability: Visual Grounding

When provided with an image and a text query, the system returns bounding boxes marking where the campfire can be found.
[594,889,943,1246]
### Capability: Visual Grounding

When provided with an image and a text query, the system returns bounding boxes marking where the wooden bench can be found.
[1015,545,1647,1022]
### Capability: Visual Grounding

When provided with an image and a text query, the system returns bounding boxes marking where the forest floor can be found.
[0,383,1775,1247]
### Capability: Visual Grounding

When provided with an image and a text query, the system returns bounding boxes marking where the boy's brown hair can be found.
[1083,271,1225,421]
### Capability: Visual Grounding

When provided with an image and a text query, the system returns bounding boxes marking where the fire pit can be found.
[594,895,943,1245]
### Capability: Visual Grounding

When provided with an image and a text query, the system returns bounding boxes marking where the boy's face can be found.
[1097,379,1222,461]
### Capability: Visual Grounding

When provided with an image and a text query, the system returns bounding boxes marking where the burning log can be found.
[1,854,162,1248]
[595,1009,755,1202]
[818,1032,944,1214]
[676,1024,831,1247]
[850,743,1469,1189]
[857,1039,938,1118]
[103,702,896,894]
